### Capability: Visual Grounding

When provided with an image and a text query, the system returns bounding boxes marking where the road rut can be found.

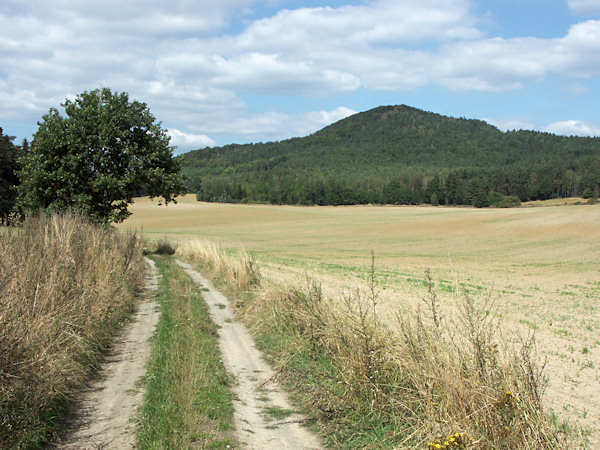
[51,258,160,449]
[175,259,322,450]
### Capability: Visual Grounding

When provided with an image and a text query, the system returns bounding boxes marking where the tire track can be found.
[51,258,160,449]
[175,259,322,450]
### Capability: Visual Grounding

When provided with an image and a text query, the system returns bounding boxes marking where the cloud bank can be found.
[545,120,600,136]
[1,0,599,149]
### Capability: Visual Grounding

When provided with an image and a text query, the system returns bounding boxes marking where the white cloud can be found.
[226,0,480,92]
[1,0,600,145]
[208,53,361,95]
[305,107,357,129]
[544,120,600,136]
[189,106,357,143]
[549,20,600,77]
[483,117,535,132]
[235,0,481,51]
[568,0,600,16]
[483,117,600,137]
[429,20,600,91]
[437,37,549,92]
[290,106,358,137]
[1,0,255,36]
[167,129,216,153]
[0,0,480,123]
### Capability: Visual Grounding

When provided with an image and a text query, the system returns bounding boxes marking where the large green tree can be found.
[0,128,20,223]
[18,88,185,223]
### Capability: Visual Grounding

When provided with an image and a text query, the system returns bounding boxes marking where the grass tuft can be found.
[177,239,261,291]
[154,237,177,255]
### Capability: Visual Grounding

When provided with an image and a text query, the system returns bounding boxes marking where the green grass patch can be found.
[519,319,539,330]
[554,329,571,337]
[248,309,407,448]
[261,406,296,421]
[138,256,236,449]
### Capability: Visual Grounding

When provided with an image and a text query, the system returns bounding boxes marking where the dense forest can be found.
[180,105,600,207]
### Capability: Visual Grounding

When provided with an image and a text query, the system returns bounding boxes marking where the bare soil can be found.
[175,259,322,449]
[50,258,160,449]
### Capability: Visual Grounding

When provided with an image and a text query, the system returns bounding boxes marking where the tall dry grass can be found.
[180,239,567,448]
[0,213,145,447]
[177,240,260,291]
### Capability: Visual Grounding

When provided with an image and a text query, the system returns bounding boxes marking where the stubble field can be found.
[119,195,600,444]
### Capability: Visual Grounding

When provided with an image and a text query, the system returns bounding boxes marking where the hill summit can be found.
[180,105,600,206]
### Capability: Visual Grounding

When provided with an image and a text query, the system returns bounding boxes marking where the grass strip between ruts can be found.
[138,255,236,449]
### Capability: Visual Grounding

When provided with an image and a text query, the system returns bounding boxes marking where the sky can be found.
[1,0,600,154]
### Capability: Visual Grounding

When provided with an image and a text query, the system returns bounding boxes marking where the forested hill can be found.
[179,105,600,206]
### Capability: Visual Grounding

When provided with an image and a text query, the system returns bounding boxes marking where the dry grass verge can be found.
[0,213,145,448]
[178,239,261,291]
[178,240,570,448]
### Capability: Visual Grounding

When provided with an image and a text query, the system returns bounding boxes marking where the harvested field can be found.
[120,196,600,444]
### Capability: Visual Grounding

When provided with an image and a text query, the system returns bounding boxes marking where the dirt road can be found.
[51,258,160,449]
[51,257,320,449]
[175,259,322,450]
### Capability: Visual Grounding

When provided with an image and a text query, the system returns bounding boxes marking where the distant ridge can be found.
[179,105,600,206]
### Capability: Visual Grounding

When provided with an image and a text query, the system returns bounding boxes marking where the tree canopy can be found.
[17,88,185,223]
[0,128,20,223]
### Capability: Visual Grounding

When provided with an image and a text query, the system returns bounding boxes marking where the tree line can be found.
[194,158,600,207]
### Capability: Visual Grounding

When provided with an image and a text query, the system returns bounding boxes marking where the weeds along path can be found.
[175,259,322,450]
[51,258,160,449]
